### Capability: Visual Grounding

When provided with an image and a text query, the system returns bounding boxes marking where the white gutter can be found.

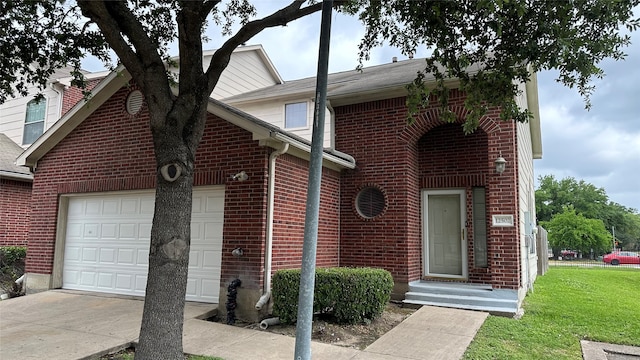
[0,171,33,182]
[270,131,355,169]
[255,142,289,310]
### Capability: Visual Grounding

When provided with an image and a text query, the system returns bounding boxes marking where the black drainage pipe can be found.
[226,279,242,325]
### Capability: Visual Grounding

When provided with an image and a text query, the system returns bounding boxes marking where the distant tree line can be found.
[536,175,640,256]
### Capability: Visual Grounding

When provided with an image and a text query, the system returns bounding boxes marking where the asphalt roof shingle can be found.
[0,133,32,181]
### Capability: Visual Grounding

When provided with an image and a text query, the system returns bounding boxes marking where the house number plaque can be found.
[492,215,514,227]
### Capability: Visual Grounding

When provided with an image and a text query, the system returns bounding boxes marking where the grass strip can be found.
[463,267,640,359]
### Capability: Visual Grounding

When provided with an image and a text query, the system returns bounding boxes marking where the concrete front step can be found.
[403,281,519,316]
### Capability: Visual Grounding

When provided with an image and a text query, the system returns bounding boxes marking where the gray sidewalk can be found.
[0,290,487,360]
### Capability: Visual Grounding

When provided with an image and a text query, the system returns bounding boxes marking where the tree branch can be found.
[204,0,337,92]
[76,1,143,77]
[77,1,173,111]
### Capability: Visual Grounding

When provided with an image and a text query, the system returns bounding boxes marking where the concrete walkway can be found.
[0,290,488,360]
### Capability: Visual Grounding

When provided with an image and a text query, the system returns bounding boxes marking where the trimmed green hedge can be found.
[272,267,393,324]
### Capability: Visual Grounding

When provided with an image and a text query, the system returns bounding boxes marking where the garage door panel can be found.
[85,200,101,215]
[202,251,221,268]
[80,271,96,286]
[103,199,120,215]
[115,248,133,265]
[137,249,149,265]
[201,279,219,298]
[82,248,98,262]
[83,224,99,238]
[63,187,224,303]
[99,248,116,263]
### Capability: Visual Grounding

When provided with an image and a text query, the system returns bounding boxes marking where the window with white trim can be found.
[23,98,46,145]
[284,102,307,129]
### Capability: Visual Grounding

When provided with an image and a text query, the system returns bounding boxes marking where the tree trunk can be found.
[135,110,199,359]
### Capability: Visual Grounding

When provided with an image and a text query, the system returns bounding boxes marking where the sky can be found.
[82,3,640,212]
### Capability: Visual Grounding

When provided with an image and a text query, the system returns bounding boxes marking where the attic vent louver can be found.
[126,90,144,115]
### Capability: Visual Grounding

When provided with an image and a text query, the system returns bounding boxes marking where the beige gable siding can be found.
[515,80,538,291]
[234,100,332,148]
[0,85,62,148]
[210,50,279,100]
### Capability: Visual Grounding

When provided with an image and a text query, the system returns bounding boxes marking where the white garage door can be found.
[62,186,224,303]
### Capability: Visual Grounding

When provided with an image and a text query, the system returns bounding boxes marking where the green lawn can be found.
[463,267,640,359]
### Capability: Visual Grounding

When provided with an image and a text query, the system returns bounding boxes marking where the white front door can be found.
[423,190,467,279]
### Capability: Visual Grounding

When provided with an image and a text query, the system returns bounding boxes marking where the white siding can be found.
[210,50,279,99]
[0,84,63,148]
[234,100,333,148]
[515,80,538,291]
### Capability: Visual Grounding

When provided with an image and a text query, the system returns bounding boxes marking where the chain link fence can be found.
[547,251,640,269]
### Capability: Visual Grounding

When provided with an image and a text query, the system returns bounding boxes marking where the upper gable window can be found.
[285,102,308,129]
[23,98,46,145]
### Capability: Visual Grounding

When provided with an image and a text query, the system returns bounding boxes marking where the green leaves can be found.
[544,207,611,257]
[537,175,640,253]
[349,0,640,132]
[272,267,394,325]
[0,1,110,103]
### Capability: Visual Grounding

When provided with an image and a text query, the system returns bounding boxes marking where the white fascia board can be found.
[16,67,131,168]
[55,70,112,87]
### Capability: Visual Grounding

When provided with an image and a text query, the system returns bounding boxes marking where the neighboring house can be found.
[0,67,108,148]
[0,66,107,248]
[14,47,542,319]
[0,133,33,247]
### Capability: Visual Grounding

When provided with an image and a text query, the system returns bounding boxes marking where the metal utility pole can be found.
[294,1,332,359]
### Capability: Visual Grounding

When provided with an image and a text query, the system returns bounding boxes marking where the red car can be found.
[603,251,640,265]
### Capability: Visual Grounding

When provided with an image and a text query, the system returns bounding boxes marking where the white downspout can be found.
[255,142,289,310]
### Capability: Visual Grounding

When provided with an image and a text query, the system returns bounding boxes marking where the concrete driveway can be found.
[0,290,215,360]
[1,289,490,360]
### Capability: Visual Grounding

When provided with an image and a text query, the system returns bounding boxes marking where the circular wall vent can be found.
[126,90,144,115]
[355,186,386,219]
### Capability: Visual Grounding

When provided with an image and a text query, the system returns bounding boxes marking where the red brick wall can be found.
[418,123,490,283]
[61,79,103,116]
[26,85,272,290]
[270,154,340,275]
[336,97,414,283]
[335,91,521,290]
[0,179,32,247]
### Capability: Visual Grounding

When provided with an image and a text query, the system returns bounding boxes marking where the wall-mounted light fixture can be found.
[232,248,244,257]
[231,171,248,182]
[495,153,507,174]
